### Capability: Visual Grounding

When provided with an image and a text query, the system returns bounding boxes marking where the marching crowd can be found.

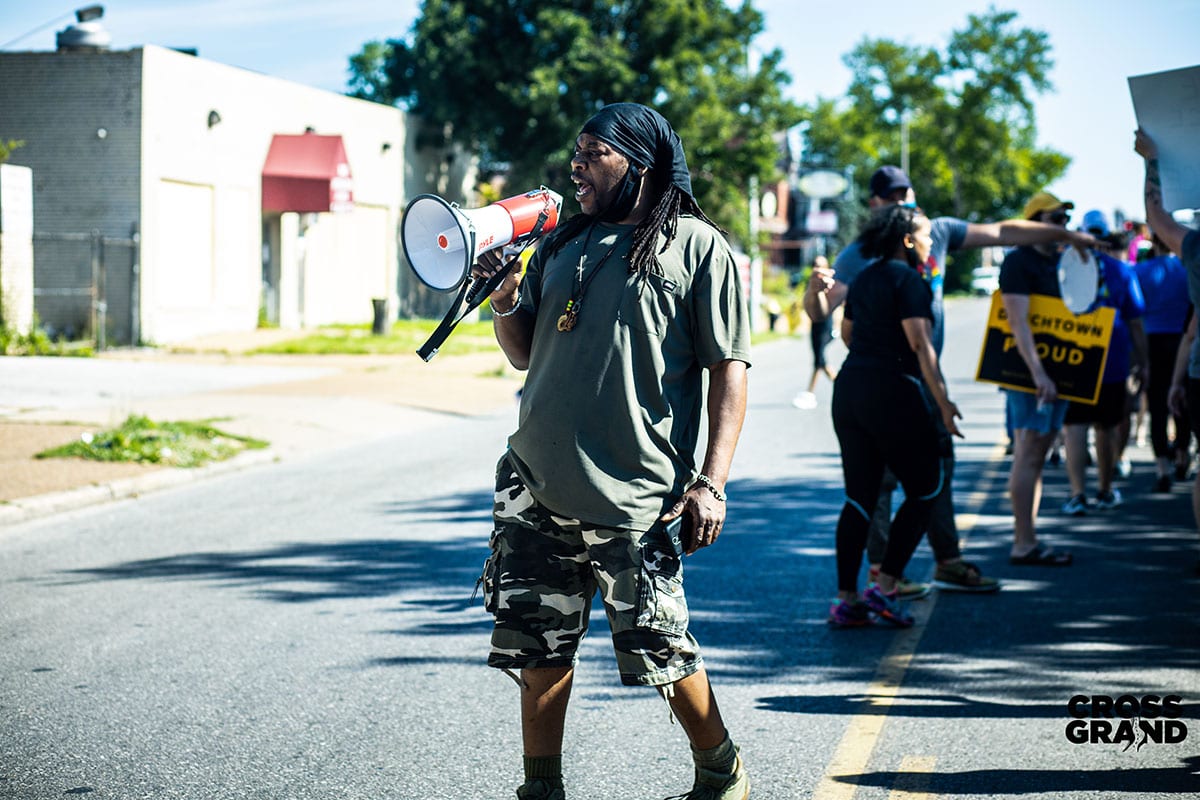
[801,129,1199,630]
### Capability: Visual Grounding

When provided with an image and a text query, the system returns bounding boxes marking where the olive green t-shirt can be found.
[506,215,752,528]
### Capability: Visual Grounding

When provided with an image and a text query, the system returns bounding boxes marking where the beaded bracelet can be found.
[492,301,522,318]
[692,473,726,502]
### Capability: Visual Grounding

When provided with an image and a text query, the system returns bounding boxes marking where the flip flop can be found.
[1009,544,1073,566]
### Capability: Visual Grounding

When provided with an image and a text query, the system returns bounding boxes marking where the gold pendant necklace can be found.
[556,300,579,332]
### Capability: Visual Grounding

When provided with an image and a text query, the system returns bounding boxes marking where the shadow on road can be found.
[61,488,494,605]
[841,758,1200,794]
[758,692,1200,720]
[59,440,1200,704]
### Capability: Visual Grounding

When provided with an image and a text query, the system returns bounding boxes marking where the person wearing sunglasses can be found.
[997,191,1084,566]
[806,169,1097,595]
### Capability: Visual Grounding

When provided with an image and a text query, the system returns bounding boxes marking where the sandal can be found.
[1009,544,1073,566]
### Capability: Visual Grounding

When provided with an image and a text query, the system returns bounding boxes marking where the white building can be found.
[0,22,471,346]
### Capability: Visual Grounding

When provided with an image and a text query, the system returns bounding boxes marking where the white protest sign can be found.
[1129,64,1200,211]
[1058,248,1099,315]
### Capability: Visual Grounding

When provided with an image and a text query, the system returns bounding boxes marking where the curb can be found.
[0,448,281,529]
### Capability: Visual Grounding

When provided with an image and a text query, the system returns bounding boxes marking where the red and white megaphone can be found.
[403,187,563,361]
[402,187,563,292]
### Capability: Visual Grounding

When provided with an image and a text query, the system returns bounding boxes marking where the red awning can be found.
[262,132,354,213]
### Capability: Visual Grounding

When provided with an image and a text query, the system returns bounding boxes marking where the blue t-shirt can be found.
[1134,253,1189,334]
[1086,253,1145,384]
[833,216,968,356]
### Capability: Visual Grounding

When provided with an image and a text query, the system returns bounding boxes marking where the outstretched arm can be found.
[1135,128,1190,256]
[962,219,1096,251]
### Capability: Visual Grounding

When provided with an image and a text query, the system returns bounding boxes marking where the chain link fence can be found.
[32,229,138,349]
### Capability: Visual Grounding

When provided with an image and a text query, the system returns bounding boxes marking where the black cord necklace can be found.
[557,224,634,332]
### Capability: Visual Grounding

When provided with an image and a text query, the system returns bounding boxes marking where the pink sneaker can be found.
[827,598,871,628]
[863,584,914,627]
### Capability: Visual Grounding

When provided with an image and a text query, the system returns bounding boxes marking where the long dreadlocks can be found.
[545,181,725,280]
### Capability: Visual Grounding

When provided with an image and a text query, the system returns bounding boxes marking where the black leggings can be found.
[811,316,834,369]
[1147,332,1185,458]
[832,368,943,593]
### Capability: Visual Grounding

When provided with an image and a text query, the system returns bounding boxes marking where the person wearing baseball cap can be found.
[868,165,913,200]
[995,188,1102,566]
[804,168,1096,593]
[1080,209,1110,237]
[1055,209,1146,522]
[1021,191,1074,221]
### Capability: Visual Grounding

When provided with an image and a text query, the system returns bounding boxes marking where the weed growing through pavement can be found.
[36,415,268,468]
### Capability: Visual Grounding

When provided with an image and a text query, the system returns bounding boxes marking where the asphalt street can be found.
[0,358,337,415]
[1,296,1197,799]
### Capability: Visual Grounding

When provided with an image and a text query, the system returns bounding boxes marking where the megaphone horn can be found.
[402,187,563,292]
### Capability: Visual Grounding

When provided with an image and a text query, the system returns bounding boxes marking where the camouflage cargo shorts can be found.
[479,453,703,686]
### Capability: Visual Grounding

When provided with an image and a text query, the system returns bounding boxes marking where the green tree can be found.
[0,139,24,162]
[348,0,801,248]
[346,41,393,104]
[803,8,1070,289]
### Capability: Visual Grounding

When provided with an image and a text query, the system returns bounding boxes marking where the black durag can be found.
[580,103,694,222]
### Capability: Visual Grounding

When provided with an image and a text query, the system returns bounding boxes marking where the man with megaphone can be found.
[471,103,752,800]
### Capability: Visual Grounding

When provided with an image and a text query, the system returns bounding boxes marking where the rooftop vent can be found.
[56,5,111,52]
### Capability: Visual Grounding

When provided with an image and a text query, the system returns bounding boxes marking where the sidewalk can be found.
[0,330,525,525]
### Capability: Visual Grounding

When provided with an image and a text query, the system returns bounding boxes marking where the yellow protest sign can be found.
[975,292,1115,404]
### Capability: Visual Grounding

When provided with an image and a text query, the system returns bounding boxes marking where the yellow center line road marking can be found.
[888,756,938,800]
[812,604,931,800]
[812,445,1006,800]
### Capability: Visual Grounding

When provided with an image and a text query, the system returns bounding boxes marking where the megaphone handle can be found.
[464,255,519,308]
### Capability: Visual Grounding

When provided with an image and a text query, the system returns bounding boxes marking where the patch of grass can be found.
[247,320,498,357]
[36,414,268,468]
[0,324,94,357]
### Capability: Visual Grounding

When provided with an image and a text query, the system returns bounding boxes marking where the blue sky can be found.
[4,0,1197,223]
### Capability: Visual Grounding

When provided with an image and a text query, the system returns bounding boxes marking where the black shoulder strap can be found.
[417,208,552,362]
